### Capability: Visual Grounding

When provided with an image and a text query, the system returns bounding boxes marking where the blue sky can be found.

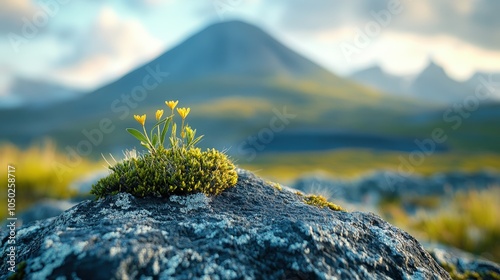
[1,0,500,104]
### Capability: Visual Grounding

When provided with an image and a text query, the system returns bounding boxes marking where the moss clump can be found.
[91,100,238,198]
[91,147,238,198]
[303,194,345,212]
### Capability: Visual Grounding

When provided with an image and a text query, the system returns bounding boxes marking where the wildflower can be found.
[134,114,146,126]
[156,109,164,121]
[177,107,190,119]
[165,100,179,110]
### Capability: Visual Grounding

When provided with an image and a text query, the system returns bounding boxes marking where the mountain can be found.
[0,77,81,108]
[62,20,367,113]
[149,20,334,80]
[466,71,500,101]
[0,20,426,154]
[351,61,498,104]
[1,20,498,156]
[350,65,408,95]
[409,61,469,103]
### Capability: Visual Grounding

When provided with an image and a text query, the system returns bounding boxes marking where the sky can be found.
[1,0,500,105]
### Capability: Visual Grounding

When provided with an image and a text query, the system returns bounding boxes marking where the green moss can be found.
[303,194,346,212]
[91,147,238,198]
[7,261,26,280]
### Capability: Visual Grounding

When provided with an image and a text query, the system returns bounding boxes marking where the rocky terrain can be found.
[293,170,500,205]
[0,169,455,279]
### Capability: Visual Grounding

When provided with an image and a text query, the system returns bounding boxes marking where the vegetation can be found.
[303,194,346,212]
[241,149,500,181]
[91,101,238,198]
[266,180,282,191]
[381,187,500,263]
[437,261,500,280]
[0,140,103,220]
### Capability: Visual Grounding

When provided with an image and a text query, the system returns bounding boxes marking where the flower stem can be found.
[143,125,155,153]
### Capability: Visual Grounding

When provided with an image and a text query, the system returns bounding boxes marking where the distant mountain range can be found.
[1,20,499,157]
[0,77,81,108]
[351,62,499,104]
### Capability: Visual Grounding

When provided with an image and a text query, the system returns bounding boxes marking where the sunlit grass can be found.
[380,187,500,262]
[0,140,105,221]
[240,149,500,182]
[195,97,274,118]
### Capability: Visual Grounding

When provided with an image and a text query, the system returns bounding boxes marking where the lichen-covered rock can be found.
[1,169,450,279]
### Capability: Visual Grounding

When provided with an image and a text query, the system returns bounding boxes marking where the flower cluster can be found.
[128,100,202,154]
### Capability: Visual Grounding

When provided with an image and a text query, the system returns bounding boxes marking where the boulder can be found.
[1,169,450,279]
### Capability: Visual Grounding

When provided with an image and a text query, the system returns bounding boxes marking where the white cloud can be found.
[50,6,165,89]
[274,0,500,50]
[275,24,500,80]
[363,32,500,80]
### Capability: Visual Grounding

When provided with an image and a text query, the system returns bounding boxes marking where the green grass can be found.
[195,97,275,118]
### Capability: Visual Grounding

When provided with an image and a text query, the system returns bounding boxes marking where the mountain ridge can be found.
[351,61,500,104]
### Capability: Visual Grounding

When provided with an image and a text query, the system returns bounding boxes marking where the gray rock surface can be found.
[1,169,450,279]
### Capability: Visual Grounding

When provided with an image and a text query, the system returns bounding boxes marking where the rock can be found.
[1,169,450,279]
[426,244,500,280]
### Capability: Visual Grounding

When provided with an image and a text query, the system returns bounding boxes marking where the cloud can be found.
[127,0,174,9]
[0,0,38,32]
[358,32,500,80]
[273,0,500,50]
[50,6,165,89]
[85,0,176,11]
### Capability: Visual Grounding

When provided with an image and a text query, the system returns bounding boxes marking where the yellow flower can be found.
[155,109,164,121]
[177,107,190,119]
[165,100,179,110]
[134,114,146,126]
